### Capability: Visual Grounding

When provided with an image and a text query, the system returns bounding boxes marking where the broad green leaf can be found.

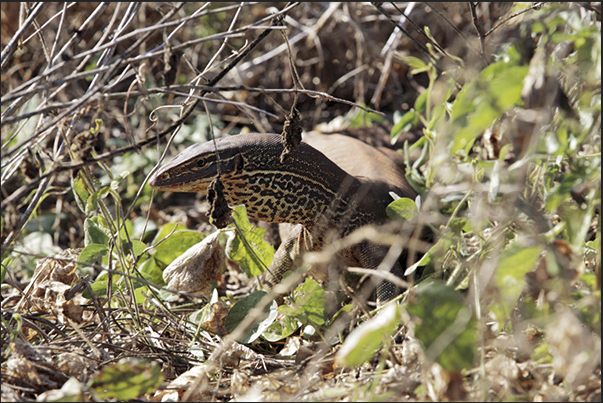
[84,218,111,246]
[152,230,206,268]
[498,143,512,162]
[153,222,189,243]
[278,278,328,327]
[78,243,107,267]
[450,81,477,122]
[490,243,543,326]
[335,302,400,368]
[132,285,150,304]
[224,291,278,344]
[449,58,528,155]
[226,205,274,277]
[262,315,301,342]
[487,65,529,110]
[226,230,273,277]
[407,281,476,372]
[90,359,162,400]
[231,204,253,231]
[118,236,147,261]
[118,218,135,243]
[139,258,165,287]
[129,240,148,258]
[452,106,500,155]
[386,197,418,221]
[84,272,119,298]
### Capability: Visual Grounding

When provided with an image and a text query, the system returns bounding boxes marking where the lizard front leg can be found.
[262,224,315,291]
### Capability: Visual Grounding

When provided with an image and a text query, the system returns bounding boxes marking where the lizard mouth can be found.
[149,166,214,193]
[148,169,172,190]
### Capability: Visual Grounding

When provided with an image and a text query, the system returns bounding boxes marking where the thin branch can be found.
[484,2,544,37]
[469,2,487,63]
[0,2,46,69]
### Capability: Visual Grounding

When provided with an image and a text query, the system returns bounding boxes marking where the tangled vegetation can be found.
[1,2,600,402]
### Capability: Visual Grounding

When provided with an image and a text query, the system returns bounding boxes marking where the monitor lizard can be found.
[150,132,417,302]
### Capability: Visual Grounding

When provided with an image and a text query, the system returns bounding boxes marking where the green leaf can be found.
[226,205,274,277]
[72,177,90,214]
[129,240,148,258]
[112,169,131,188]
[231,204,253,231]
[490,243,543,326]
[428,103,447,130]
[544,174,582,212]
[386,197,418,221]
[335,302,400,368]
[152,230,206,268]
[90,118,103,135]
[278,278,328,327]
[85,186,110,216]
[84,272,118,298]
[139,258,166,287]
[449,59,528,155]
[348,104,386,128]
[90,359,162,400]
[560,200,595,253]
[391,111,418,143]
[487,65,529,110]
[399,55,429,74]
[118,218,135,242]
[0,261,6,284]
[153,222,189,243]
[78,243,107,267]
[407,281,476,372]
[414,91,428,114]
[330,303,355,324]
[188,288,220,324]
[84,217,111,246]
[405,236,453,275]
[262,315,301,342]
[224,291,278,344]
[451,106,500,155]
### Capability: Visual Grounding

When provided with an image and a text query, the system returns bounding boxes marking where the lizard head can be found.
[149,138,246,193]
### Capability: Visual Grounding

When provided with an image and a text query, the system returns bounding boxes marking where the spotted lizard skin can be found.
[150,133,417,302]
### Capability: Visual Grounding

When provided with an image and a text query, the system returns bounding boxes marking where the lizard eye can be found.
[195,159,207,168]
